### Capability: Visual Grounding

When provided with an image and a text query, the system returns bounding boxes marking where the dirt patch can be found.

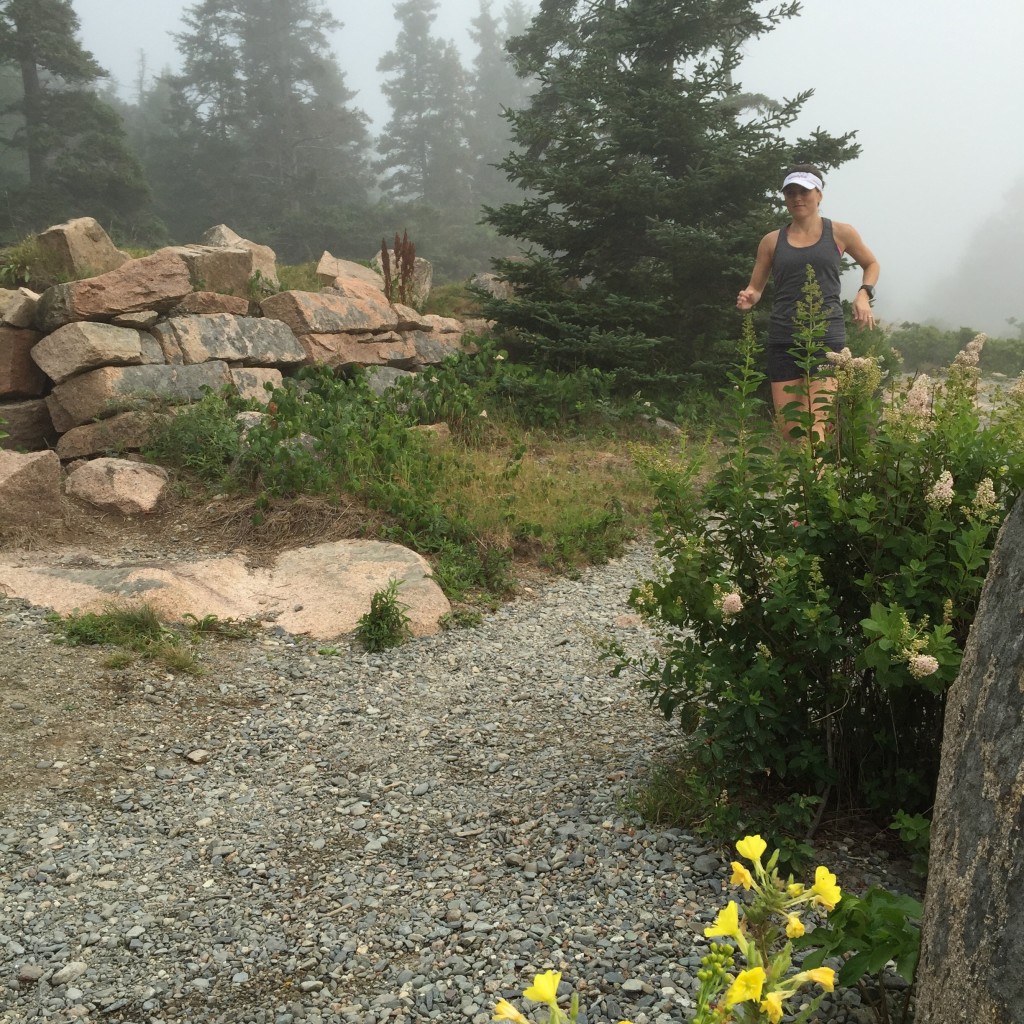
[0,602,276,809]
[0,488,384,563]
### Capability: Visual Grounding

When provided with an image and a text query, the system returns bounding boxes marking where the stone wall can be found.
[1,218,477,460]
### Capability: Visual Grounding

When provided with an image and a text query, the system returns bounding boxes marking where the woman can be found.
[736,164,879,438]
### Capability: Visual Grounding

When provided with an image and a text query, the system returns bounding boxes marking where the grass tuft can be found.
[46,602,254,676]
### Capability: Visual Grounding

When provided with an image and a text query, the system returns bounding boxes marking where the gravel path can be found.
[1,545,900,1024]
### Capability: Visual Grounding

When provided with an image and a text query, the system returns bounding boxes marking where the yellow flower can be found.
[760,991,785,1023]
[493,1000,529,1024]
[704,900,742,942]
[523,970,561,1007]
[786,882,805,898]
[785,913,805,939]
[730,861,754,890]
[805,967,835,992]
[725,967,766,1007]
[735,835,767,864]
[811,866,842,911]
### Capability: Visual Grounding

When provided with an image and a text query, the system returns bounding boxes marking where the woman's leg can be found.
[771,375,836,442]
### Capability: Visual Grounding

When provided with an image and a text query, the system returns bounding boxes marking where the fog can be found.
[72,0,1024,335]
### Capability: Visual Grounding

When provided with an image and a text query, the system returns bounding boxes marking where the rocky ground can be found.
[0,536,916,1024]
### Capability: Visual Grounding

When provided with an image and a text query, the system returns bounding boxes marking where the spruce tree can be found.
[466,0,537,208]
[0,0,154,240]
[160,0,371,252]
[376,0,474,208]
[483,0,861,388]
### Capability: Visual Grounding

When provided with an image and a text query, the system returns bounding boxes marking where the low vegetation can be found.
[143,335,670,605]
[45,604,257,674]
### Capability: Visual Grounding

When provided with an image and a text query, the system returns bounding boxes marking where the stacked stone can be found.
[0,219,473,523]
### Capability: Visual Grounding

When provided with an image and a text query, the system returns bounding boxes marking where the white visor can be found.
[782,171,823,192]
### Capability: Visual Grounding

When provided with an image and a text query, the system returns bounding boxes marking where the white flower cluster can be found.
[720,592,743,619]
[826,347,876,372]
[632,580,658,614]
[952,333,987,369]
[926,470,955,510]
[908,653,940,679]
[904,375,932,418]
[971,477,999,519]
[826,347,852,366]
[884,374,932,427]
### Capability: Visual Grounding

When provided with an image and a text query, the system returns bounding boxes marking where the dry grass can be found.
[447,435,654,550]
[0,491,384,566]
[177,492,385,565]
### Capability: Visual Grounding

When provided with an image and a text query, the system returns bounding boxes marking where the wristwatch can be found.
[858,284,875,301]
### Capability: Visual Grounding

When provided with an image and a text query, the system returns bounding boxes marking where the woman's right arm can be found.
[736,231,776,310]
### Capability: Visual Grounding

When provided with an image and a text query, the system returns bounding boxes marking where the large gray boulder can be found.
[161,244,254,298]
[55,411,167,461]
[915,493,1024,1023]
[0,398,57,451]
[0,450,62,529]
[65,457,169,515]
[0,287,39,328]
[316,251,384,291]
[31,321,162,384]
[230,368,282,405]
[0,540,451,640]
[468,272,514,301]
[295,331,417,370]
[169,292,250,317]
[151,314,307,367]
[261,284,397,336]
[46,362,232,432]
[406,330,469,368]
[34,217,128,285]
[0,326,46,397]
[201,224,280,290]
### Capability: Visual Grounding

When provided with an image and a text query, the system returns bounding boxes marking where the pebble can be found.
[0,544,911,1024]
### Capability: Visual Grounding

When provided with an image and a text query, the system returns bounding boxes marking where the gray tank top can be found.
[768,217,845,346]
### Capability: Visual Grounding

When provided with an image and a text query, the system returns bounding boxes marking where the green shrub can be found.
[619,272,1024,837]
[355,579,411,651]
[143,389,244,484]
[889,811,930,878]
[0,236,65,287]
[982,334,1024,376]
[885,321,1024,377]
[394,335,631,434]
[422,282,482,318]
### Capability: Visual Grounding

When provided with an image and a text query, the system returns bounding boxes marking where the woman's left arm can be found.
[835,222,880,326]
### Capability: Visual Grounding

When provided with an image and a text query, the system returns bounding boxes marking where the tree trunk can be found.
[12,2,46,189]
[915,493,1024,1023]
[19,53,44,185]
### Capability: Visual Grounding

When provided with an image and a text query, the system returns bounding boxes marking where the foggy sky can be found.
[71,0,1024,336]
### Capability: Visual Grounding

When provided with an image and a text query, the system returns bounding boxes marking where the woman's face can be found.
[783,185,822,215]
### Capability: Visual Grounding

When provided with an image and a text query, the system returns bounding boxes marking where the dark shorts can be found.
[765,323,845,382]
[765,341,844,382]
